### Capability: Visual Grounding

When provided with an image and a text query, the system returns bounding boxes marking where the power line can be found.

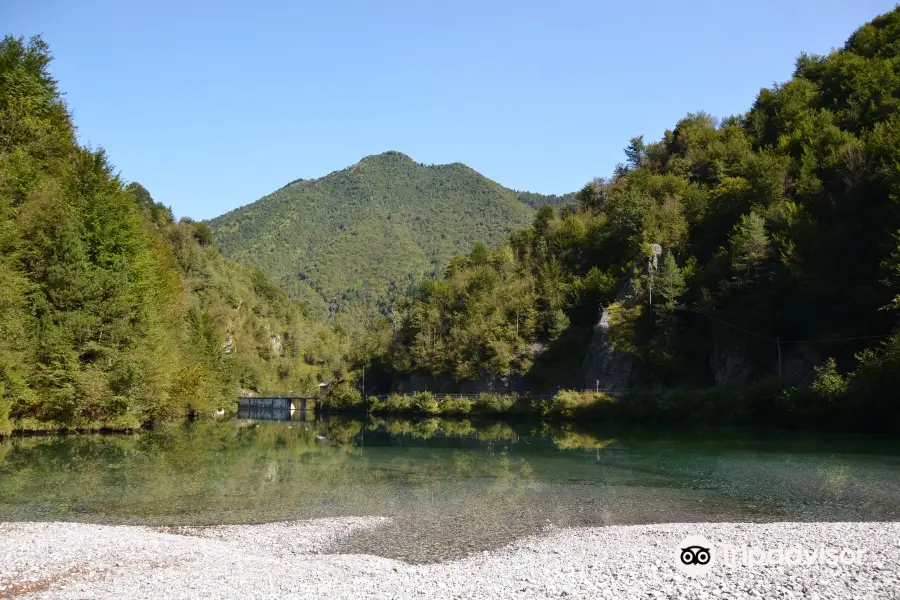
[683,306,777,342]
[779,333,893,344]
[560,293,894,347]
[683,306,892,345]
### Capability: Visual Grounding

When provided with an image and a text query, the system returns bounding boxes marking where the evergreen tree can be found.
[729,212,770,288]
[655,252,685,314]
[624,135,646,170]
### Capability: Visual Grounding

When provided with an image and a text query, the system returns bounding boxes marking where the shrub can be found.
[413,391,440,414]
[540,390,616,419]
[375,393,413,414]
[440,396,473,415]
[324,385,363,410]
[622,387,746,425]
[811,358,848,402]
[473,392,517,414]
[104,412,142,432]
[619,384,787,426]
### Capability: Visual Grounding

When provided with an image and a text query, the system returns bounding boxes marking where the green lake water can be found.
[2,416,900,562]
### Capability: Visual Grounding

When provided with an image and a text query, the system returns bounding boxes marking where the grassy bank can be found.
[6,377,894,437]
[0,415,145,437]
[0,409,237,437]
[324,391,527,417]
[320,383,897,433]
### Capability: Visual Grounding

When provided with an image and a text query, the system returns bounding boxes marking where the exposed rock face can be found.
[710,340,821,387]
[263,323,283,356]
[391,371,432,393]
[580,283,636,392]
[222,328,234,355]
[581,244,661,391]
[647,243,661,272]
[710,340,755,386]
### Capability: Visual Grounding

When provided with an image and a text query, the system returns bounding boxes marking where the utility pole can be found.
[776,337,782,380]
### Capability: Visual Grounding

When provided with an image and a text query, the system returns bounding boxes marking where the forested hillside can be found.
[366,7,900,429]
[208,152,535,327]
[0,35,341,433]
[516,190,575,210]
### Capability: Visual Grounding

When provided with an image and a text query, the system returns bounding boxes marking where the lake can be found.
[2,416,900,563]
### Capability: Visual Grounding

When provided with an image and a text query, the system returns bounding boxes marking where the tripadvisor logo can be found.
[674,534,868,577]
[675,535,715,576]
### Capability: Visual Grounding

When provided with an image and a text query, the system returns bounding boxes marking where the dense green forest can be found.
[357,7,900,430]
[0,35,342,434]
[208,152,535,328]
[8,7,900,434]
[516,190,575,210]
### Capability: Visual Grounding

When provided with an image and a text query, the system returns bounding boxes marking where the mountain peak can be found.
[209,153,535,327]
[359,150,416,165]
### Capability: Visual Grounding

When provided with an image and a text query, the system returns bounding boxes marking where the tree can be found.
[469,241,489,266]
[126,182,174,226]
[655,252,685,313]
[191,221,215,246]
[533,205,555,239]
[624,135,646,170]
[574,178,607,212]
[729,212,770,287]
[546,309,570,341]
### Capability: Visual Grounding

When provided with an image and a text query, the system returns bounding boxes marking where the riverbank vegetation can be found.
[0,35,343,435]
[321,385,872,431]
[321,390,522,417]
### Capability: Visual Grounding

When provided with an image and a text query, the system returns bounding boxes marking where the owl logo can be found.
[680,545,711,565]
[674,535,715,576]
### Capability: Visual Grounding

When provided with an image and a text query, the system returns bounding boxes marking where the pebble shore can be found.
[1,519,897,599]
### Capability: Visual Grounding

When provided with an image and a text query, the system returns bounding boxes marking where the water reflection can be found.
[236,407,314,421]
[2,417,900,562]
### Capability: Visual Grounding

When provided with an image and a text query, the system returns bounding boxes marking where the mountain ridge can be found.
[208,151,546,327]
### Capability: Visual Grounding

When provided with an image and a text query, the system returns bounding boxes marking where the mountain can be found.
[208,152,535,326]
[0,35,341,433]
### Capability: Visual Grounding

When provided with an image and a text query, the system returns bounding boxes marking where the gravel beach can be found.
[1,519,897,599]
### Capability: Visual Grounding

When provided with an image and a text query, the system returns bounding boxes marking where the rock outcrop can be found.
[709,339,755,386]
[581,244,661,391]
[710,340,821,387]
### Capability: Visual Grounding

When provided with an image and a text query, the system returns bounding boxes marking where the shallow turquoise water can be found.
[2,417,900,561]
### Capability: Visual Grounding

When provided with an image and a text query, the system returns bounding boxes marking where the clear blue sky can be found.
[5,0,898,219]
